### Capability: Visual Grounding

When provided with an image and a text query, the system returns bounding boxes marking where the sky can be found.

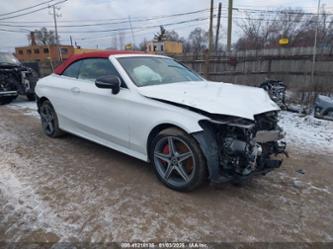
[0,0,332,52]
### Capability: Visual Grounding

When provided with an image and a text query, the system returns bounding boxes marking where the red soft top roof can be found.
[54,50,144,75]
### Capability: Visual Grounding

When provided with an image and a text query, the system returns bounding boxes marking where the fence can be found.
[29,47,333,104]
[175,47,333,93]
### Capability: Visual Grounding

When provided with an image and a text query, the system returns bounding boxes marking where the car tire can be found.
[40,100,64,138]
[150,128,207,191]
[26,93,36,101]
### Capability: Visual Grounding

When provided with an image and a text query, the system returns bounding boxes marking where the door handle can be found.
[70,87,80,94]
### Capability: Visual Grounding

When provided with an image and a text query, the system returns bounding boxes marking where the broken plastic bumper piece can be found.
[0,90,18,97]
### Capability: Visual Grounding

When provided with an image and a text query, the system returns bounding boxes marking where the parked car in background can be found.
[0,52,38,105]
[35,51,287,191]
[260,79,287,110]
[314,95,333,121]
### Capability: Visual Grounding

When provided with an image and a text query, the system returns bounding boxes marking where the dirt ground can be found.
[0,103,332,244]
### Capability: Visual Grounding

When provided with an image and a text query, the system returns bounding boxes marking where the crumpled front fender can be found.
[192,122,230,184]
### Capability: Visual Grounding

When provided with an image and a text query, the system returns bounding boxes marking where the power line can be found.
[78,18,211,40]
[233,7,333,16]
[78,18,210,42]
[0,28,26,33]
[0,7,214,24]
[0,0,68,21]
[0,7,215,35]
[0,13,321,35]
[58,16,212,34]
[0,0,56,17]
[232,14,329,23]
[0,13,320,35]
[0,11,212,28]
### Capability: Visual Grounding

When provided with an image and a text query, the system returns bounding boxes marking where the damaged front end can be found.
[194,111,287,185]
[0,52,38,105]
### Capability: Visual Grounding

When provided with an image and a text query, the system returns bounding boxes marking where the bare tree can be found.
[154,26,167,41]
[154,26,181,42]
[165,30,181,41]
[111,36,118,50]
[188,27,208,54]
[138,38,148,51]
[118,32,125,50]
[235,7,333,50]
[28,27,56,45]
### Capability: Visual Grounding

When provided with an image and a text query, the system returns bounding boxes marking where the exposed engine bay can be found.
[140,79,287,184]
[0,52,37,105]
[196,111,287,184]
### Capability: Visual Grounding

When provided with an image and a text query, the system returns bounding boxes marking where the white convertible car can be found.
[35,51,286,191]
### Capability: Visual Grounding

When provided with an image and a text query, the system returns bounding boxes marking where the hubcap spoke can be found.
[175,164,190,182]
[47,120,54,132]
[154,152,171,163]
[42,120,48,130]
[168,137,177,155]
[41,106,54,133]
[177,152,192,163]
[47,109,54,121]
[164,163,174,179]
[40,112,48,121]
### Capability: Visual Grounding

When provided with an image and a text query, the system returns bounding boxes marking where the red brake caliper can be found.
[161,144,170,165]
[162,144,169,154]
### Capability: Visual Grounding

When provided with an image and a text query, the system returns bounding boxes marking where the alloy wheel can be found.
[153,136,196,187]
[40,104,55,135]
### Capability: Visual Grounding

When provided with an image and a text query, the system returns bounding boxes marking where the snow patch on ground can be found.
[8,100,333,154]
[0,158,73,242]
[7,99,39,117]
[1,103,333,242]
[279,111,333,154]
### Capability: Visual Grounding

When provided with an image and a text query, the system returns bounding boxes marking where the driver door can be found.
[71,58,131,150]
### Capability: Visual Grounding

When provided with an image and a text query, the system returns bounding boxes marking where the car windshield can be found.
[117,56,203,87]
[0,53,20,65]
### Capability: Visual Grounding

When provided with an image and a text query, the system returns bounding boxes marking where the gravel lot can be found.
[0,99,332,243]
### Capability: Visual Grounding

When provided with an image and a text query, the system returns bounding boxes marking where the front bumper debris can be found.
[194,117,288,186]
[0,90,18,97]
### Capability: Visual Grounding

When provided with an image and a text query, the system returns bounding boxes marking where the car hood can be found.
[137,81,280,120]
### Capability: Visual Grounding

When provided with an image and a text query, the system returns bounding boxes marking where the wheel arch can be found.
[37,96,52,112]
[146,123,191,161]
[323,107,333,116]
[37,96,50,108]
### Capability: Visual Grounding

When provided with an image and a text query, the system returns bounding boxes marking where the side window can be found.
[78,58,126,87]
[62,60,82,78]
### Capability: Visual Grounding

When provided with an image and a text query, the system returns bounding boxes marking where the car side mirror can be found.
[95,75,121,94]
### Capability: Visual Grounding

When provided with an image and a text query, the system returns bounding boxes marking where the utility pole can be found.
[208,0,214,53]
[215,2,222,54]
[49,5,61,61]
[52,5,59,45]
[205,0,214,79]
[128,16,136,49]
[227,0,233,52]
[311,0,321,90]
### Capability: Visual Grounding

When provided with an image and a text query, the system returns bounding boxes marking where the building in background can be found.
[74,47,101,54]
[15,44,74,63]
[146,40,183,55]
[15,31,101,63]
[15,45,102,63]
[14,31,102,77]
